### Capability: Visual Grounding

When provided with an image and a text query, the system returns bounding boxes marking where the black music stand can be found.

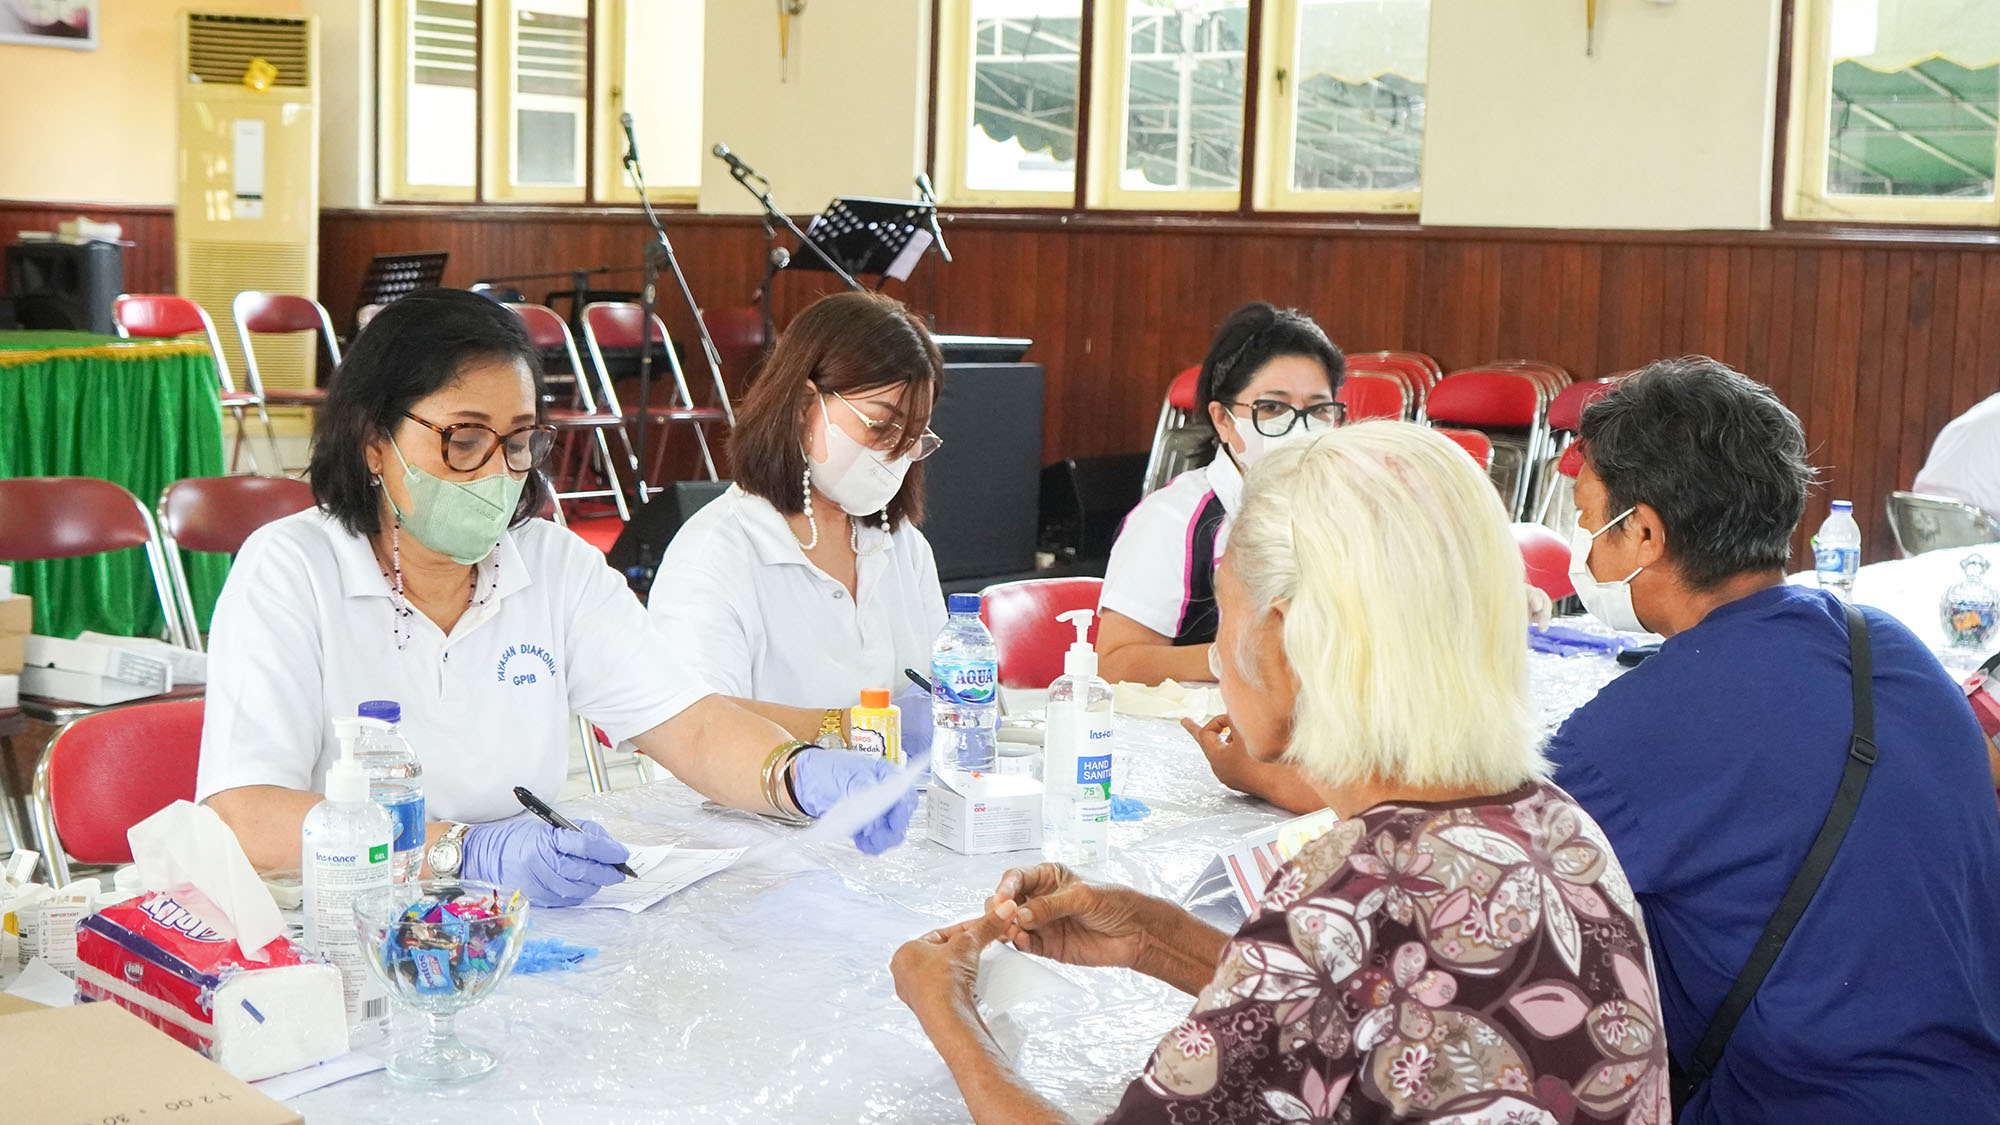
[787,198,936,288]
[353,251,447,328]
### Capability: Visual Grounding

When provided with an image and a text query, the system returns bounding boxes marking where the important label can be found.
[306,843,390,1025]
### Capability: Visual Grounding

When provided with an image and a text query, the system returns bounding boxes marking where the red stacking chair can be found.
[1336,373,1410,422]
[580,302,732,496]
[511,304,633,523]
[232,291,341,410]
[1347,350,1441,418]
[0,477,190,660]
[1510,522,1575,602]
[1533,378,1623,527]
[31,699,204,886]
[1142,366,1203,496]
[115,293,277,474]
[157,476,317,651]
[1436,428,1494,470]
[978,577,1105,690]
[1427,368,1549,519]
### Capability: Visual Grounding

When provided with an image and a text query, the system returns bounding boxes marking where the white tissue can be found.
[127,801,284,962]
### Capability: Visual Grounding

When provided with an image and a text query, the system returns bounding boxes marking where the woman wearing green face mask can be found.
[195,289,920,904]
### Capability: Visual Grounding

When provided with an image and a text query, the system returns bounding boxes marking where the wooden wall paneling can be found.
[0,202,176,298]
[1898,252,1938,500]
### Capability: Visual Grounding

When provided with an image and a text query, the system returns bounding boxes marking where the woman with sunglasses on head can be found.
[196,289,918,910]
[646,291,948,765]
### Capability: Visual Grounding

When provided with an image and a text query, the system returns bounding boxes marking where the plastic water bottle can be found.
[302,718,393,1041]
[354,700,424,885]
[932,593,999,775]
[1812,500,1862,601]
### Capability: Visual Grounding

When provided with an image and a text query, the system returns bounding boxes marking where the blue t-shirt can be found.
[1548,583,2000,1124]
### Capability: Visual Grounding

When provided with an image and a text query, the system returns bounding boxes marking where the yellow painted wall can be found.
[697,0,932,215]
[0,0,307,206]
[1420,0,1784,230]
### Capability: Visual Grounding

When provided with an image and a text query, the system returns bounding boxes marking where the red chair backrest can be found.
[1165,366,1201,412]
[582,302,668,351]
[1511,522,1575,600]
[702,307,768,353]
[160,476,316,555]
[1336,373,1407,421]
[978,577,1105,690]
[1546,378,1619,433]
[1436,428,1494,470]
[0,477,152,560]
[45,699,204,865]
[1351,350,1441,391]
[1427,370,1542,429]
[234,292,326,335]
[115,294,210,339]
[510,302,574,352]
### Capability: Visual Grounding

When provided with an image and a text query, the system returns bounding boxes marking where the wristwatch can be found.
[428,822,473,879]
[816,707,847,750]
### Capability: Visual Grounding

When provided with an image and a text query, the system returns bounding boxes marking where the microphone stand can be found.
[622,135,733,508]
[715,150,865,293]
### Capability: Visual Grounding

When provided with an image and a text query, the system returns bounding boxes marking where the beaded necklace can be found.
[380,519,498,651]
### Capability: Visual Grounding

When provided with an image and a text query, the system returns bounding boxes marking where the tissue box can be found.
[75,893,348,1082]
[79,631,208,685]
[927,771,1043,855]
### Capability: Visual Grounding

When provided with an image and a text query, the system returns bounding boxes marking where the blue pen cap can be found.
[947,593,982,615]
[358,699,402,724]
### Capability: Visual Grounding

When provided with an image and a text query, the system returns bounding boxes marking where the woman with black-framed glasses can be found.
[196,289,919,909]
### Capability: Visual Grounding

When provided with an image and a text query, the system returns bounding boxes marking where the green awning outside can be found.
[1827,57,1996,197]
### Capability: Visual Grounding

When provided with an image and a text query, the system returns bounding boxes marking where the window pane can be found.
[616,0,704,191]
[1290,0,1427,194]
[965,1,1081,194]
[1122,0,1249,193]
[512,0,587,188]
[1823,0,2000,199]
[405,0,477,189]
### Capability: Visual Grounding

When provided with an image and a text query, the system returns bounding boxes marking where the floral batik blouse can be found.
[1104,782,1671,1125]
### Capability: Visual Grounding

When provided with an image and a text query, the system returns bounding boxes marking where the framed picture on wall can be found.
[0,0,97,50]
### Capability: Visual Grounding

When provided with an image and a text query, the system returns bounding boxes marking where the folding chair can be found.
[979,577,1105,691]
[1347,350,1441,420]
[1142,366,1202,496]
[1437,427,1494,470]
[158,475,317,651]
[580,302,732,496]
[1336,373,1411,422]
[510,304,633,523]
[1885,491,2000,557]
[1533,378,1622,529]
[115,294,277,474]
[31,698,204,886]
[232,293,342,471]
[1427,369,1549,519]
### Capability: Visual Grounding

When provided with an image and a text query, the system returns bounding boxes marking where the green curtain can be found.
[0,333,231,640]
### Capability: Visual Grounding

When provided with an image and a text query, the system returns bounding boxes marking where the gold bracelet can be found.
[761,739,813,824]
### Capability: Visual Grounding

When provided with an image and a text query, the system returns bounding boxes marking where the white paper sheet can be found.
[572,844,746,913]
[5,957,78,1007]
[252,1052,384,1101]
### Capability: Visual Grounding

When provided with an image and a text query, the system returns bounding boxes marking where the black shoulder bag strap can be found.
[1672,602,1877,1110]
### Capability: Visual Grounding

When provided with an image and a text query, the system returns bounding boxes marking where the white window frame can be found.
[482,0,589,204]
[1249,0,1423,215]
[1783,0,2000,226]
[1086,0,1247,211]
[935,0,1084,208]
[593,0,701,205]
[379,0,479,202]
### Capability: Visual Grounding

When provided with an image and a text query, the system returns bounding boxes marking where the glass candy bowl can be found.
[354,880,529,1083]
[1941,554,2000,651]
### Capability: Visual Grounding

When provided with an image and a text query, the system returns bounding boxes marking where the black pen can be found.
[512,785,640,878]
[903,667,935,695]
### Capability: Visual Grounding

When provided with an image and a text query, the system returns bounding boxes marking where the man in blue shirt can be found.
[1547,357,2000,1124]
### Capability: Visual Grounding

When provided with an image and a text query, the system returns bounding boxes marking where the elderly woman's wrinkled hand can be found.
[1181,714,1238,778]
[891,914,1006,1021]
[984,864,1149,970]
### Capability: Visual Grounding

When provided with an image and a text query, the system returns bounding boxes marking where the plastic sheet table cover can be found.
[294,649,1623,1123]
[1788,544,2000,672]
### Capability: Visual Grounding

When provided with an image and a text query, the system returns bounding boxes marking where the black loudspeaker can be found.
[1040,452,1148,565]
[922,362,1045,581]
[606,480,733,596]
[4,240,124,334]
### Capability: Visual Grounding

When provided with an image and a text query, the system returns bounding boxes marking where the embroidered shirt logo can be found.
[496,642,557,687]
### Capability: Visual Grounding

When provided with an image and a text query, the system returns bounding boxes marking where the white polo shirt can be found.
[195,509,709,824]
[646,486,948,709]
[1100,454,1244,643]
[1914,391,2000,525]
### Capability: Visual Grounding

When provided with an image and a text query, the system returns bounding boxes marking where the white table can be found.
[1789,544,2000,672]
[294,651,1624,1123]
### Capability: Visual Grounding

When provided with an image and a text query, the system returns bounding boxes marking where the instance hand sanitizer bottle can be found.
[301,717,395,1043]
[1043,609,1113,866]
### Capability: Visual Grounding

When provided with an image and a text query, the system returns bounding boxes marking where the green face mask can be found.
[385,438,525,565]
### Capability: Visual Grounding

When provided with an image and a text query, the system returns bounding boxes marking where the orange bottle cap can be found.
[858,688,891,709]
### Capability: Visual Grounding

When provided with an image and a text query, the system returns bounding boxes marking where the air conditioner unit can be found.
[176,10,320,419]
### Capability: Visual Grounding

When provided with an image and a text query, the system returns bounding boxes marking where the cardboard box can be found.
[20,665,161,706]
[927,771,1044,855]
[25,634,172,692]
[0,998,303,1124]
[0,592,30,635]
[80,631,208,685]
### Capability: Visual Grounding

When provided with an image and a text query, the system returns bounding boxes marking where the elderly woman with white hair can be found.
[890,422,1669,1123]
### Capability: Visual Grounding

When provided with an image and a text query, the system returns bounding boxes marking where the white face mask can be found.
[1568,507,1647,633]
[1229,412,1330,468]
[807,397,911,517]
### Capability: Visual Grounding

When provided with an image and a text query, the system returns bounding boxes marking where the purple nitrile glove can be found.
[791,747,919,855]
[896,683,934,762]
[460,818,630,907]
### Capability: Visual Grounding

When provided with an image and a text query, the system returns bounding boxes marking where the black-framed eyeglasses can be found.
[401,412,557,473]
[825,389,944,461]
[1224,398,1346,438]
